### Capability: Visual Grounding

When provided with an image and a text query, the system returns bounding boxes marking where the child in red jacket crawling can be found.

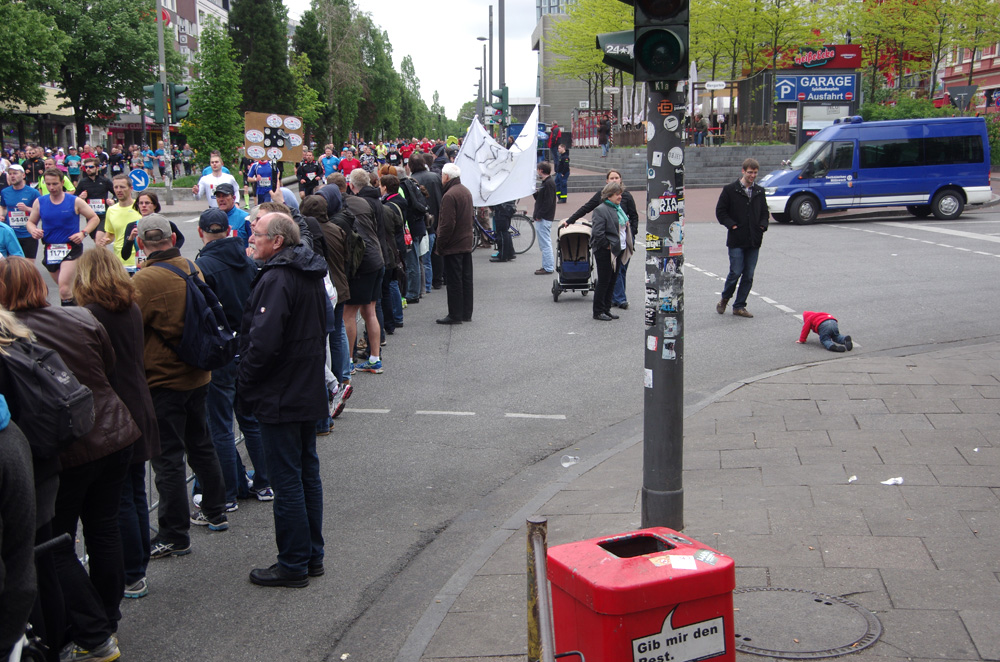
[797,311,854,353]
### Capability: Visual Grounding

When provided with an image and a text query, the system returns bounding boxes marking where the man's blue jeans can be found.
[721,246,759,310]
[258,421,324,576]
[612,256,629,306]
[404,244,422,300]
[422,234,435,293]
[207,360,269,502]
[330,302,350,384]
[535,219,554,272]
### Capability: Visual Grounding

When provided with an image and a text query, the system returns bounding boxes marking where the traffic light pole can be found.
[155,0,173,205]
[641,81,686,530]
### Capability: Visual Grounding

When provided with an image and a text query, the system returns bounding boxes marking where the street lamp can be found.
[475,66,484,119]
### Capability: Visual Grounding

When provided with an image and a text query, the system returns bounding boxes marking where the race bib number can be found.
[89,199,106,213]
[135,247,147,267]
[8,210,27,228]
[307,172,316,180]
[258,177,271,188]
[46,243,71,263]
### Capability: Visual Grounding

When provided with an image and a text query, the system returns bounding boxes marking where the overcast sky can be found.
[284,0,540,120]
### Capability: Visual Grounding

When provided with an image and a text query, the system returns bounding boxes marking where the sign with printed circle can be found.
[129,169,150,192]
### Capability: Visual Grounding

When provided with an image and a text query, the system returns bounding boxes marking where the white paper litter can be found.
[880,477,904,485]
[847,475,858,483]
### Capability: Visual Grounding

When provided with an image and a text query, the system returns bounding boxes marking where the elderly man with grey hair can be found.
[434,163,475,324]
[238,211,330,588]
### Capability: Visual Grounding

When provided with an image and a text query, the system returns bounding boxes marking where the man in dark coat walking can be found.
[715,157,769,318]
[435,163,474,325]
[239,212,328,588]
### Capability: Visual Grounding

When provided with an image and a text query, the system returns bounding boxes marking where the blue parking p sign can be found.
[129,169,150,192]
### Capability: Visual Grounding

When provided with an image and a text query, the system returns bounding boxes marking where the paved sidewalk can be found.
[414,342,1000,662]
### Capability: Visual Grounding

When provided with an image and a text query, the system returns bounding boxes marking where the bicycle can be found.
[473,206,536,255]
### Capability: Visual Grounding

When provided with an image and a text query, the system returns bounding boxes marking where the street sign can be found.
[775,74,856,102]
[604,86,621,95]
[596,30,635,73]
[947,85,978,111]
[579,100,590,109]
[705,81,725,91]
[129,168,150,192]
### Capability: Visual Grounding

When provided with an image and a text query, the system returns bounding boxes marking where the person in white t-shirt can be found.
[192,152,239,208]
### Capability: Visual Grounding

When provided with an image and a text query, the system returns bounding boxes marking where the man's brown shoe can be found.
[534,268,553,275]
[733,308,754,318]
[716,298,729,314]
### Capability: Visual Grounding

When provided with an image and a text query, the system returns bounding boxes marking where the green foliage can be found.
[0,2,68,108]
[229,0,294,114]
[27,0,161,141]
[290,52,324,132]
[984,114,1000,165]
[859,96,950,121]
[183,19,244,167]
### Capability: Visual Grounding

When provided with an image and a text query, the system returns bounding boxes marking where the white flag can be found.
[454,105,540,208]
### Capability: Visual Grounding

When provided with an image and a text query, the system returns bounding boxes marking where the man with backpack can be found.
[132,214,230,559]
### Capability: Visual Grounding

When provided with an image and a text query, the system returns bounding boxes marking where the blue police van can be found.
[760,116,992,223]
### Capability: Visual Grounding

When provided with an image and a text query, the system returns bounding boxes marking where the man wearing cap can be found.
[214,183,251,247]
[0,164,41,257]
[195,208,273,508]
[132,214,230,559]
[238,211,328,588]
[193,153,240,208]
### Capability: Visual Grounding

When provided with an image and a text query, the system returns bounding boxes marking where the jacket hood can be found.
[261,243,328,280]
[197,236,251,268]
[357,185,381,201]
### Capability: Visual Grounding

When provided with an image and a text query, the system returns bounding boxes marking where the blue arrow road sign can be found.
[129,169,150,192]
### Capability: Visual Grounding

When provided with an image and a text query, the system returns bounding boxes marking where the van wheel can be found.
[931,190,964,220]
[789,195,819,224]
[906,205,932,218]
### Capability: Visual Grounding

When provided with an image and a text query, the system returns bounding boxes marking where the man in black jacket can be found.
[715,157,769,318]
[561,169,638,309]
[532,162,557,275]
[239,212,328,588]
[196,208,272,507]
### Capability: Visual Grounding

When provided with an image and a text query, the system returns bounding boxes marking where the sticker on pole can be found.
[664,115,679,132]
[632,608,726,662]
[646,121,656,141]
[667,147,684,166]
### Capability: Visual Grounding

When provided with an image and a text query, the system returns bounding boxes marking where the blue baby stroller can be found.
[552,222,594,302]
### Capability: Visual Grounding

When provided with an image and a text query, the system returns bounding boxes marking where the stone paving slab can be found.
[416,342,1000,662]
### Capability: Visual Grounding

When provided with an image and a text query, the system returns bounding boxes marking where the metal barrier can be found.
[527,516,585,662]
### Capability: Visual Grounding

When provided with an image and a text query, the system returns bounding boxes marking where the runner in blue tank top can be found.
[26,167,100,305]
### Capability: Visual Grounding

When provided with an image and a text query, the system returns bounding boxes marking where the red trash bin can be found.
[547,527,735,662]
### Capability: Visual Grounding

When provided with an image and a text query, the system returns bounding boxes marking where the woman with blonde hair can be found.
[73,248,159,599]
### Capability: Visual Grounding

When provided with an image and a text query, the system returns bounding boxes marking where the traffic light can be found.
[633,0,688,82]
[169,83,190,122]
[490,86,508,126]
[143,83,166,125]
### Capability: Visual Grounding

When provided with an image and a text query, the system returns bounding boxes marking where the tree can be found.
[183,19,244,167]
[290,52,324,137]
[0,3,68,109]
[314,0,364,144]
[953,0,1000,85]
[357,19,401,140]
[27,0,161,142]
[292,8,332,142]
[229,0,294,114]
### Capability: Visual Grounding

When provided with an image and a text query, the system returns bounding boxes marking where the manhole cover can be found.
[733,587,881,659]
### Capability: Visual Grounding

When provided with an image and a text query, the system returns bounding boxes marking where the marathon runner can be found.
[25,168,100,305]
[75,157,116,239]
[0,164,42,257]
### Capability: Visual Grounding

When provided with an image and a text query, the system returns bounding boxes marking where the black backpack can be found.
[330,206,366,280]
[400,177,429,220]
[150,260,237,371]
[2,338,95,458]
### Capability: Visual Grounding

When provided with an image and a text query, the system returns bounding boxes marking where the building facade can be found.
[532,4,590,131]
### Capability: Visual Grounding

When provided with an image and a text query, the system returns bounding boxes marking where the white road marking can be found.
[775,305,796,314]
[415,410,476,416]
[345,408,391,414]
[703,271,718,278]
[878,221,1000,244]
[505,413,567,420]
[760,297,777,304]
[183,217,200,224]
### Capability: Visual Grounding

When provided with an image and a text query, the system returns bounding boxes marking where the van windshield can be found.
[789,140,829,170]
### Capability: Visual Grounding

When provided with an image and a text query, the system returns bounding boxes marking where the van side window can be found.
[926,135,984,165]
[860,139,923,169]
[830,142,854,170]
